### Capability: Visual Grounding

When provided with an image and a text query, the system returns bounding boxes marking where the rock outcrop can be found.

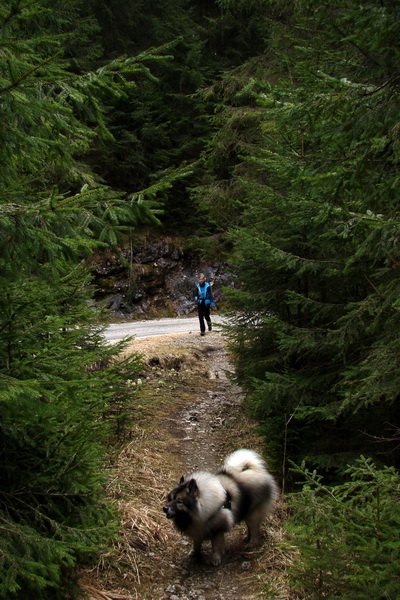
[91,238,234,318]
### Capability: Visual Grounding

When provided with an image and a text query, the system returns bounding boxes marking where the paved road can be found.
[103,314,227,343]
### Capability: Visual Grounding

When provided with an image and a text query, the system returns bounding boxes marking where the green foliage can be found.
[87,1,215,232]
[191,61,272,234]
[0,247,147,599]
[0,280,145,598]
[0,1,148,597]
[285,457,400,599]
[218,0,400,480]
[87,0,275,235]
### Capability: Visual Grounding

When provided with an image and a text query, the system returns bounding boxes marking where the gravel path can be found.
[144,330,280,600]
[80,328,286,600]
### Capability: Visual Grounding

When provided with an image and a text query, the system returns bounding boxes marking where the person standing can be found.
[194,273,216,336]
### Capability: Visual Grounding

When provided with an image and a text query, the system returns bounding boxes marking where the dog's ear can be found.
[179,475,185,484]
[187,478,198,496]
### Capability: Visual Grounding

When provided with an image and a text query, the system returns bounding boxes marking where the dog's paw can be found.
[209,553,222,566]
[244,529,260,548]
[244,536,260,549]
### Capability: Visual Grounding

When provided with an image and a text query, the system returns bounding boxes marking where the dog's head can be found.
[163,476,199,522]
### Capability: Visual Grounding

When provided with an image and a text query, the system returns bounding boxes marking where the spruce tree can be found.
[215,0,400,479]
[209,4,400,596]
[0,2,153,597]
[86,0,213,232]
[285,458,400,599]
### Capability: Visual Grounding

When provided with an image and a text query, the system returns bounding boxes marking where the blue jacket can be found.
[194,282,215,307]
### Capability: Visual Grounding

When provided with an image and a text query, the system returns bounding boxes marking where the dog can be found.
[163,449,278,566]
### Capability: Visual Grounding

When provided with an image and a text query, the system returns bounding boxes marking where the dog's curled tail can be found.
[222,448,267,475]
[222,449,279,508]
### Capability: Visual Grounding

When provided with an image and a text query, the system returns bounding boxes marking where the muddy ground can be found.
[79,328,294,600]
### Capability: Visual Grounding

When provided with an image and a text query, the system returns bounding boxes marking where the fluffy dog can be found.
[163,449,278,565]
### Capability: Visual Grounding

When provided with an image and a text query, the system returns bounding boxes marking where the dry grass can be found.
[79,426,183,599]
[79,339,208,599]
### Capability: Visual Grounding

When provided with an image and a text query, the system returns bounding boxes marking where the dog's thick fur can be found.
[163,449,278,566]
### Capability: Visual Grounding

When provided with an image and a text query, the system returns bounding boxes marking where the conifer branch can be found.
[0,52,62,95]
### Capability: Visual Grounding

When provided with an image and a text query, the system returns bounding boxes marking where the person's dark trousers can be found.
[197,300,211,333]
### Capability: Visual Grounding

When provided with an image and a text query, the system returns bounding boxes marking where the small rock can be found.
[165,585,176,593]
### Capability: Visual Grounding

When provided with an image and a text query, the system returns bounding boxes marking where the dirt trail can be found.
[80,329,290,600]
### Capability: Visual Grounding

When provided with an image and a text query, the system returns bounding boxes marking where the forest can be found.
[0,0,399,598]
